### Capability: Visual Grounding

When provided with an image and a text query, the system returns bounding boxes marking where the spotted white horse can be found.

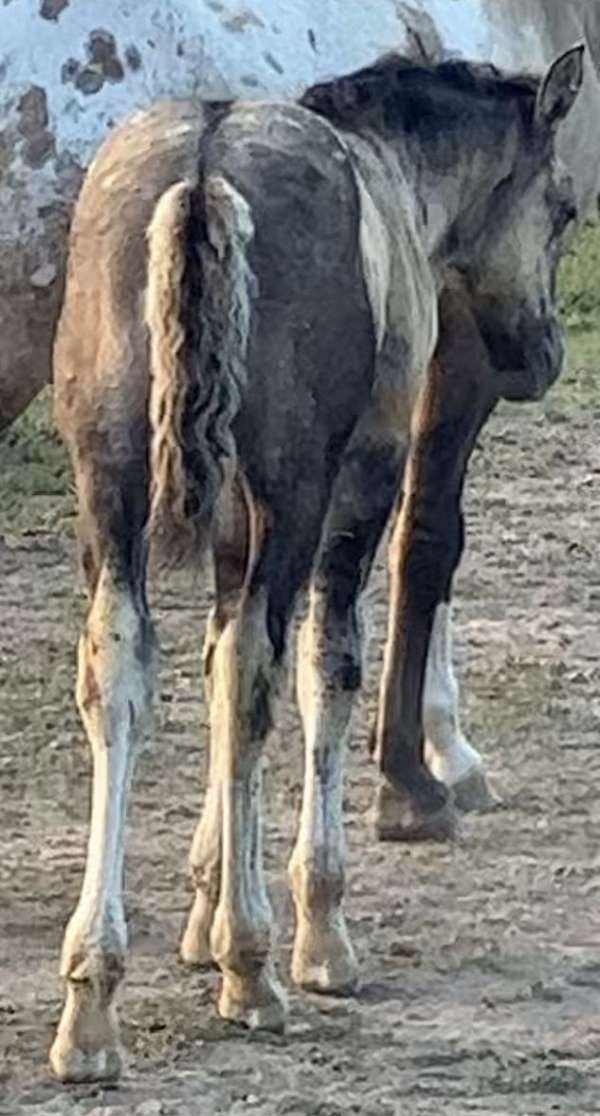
[2,0,600,426]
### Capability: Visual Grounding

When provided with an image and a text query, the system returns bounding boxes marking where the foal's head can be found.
[302,47,584,401]
[441,48,583,401]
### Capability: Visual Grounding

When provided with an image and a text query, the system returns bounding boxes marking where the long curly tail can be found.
[145,173,255,563]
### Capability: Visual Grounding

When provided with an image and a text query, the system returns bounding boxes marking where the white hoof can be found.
[50,1038,123,1084]
[424,734,483,787]
[49,984,123,1083]
[180,891,215,967]
[218,961,288,1032]
[291,917,358,995]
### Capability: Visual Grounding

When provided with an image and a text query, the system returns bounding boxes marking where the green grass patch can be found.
[551,220,600,414]
[552,329,600,416]
[558,219,600,334]
[0,388,74,535]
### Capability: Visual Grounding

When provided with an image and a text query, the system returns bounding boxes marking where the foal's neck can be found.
[350,107,520,268]
[400,123,519,263]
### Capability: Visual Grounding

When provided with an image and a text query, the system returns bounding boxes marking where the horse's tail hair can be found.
[145,173,255,564]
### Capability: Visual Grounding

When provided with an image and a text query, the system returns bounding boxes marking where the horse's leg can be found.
[205,496,321,1029]
[180,480,248,966]
[373,282,496,841]
[290,424,403,992]
[370,563,497,814]
[50,454,155,1082]
[424,602,499,811]
[422,287,499,812]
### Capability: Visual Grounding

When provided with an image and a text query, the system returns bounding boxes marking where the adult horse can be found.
[50,46,582,1081]
[1,0,600,431]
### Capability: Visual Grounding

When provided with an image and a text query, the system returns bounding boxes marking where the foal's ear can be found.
[535,44,585,130]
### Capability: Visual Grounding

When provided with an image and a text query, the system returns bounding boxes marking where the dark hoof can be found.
[373,777,460,843]
[451,765,502,814]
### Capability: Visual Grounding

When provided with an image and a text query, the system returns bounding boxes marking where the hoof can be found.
[218,962,288,1033]
[374,778,460,843]
[291,920,358,996]
[451,764,502,814]
[179,893,215,968]
[49,975,123,1084]
[49,1034,122,1084]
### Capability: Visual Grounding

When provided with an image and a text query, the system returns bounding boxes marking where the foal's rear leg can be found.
[185,490,320,1028]
[50,472,154,1082]
[180,482,248,967]
[208,595,284,1028]
[289,430,403,992]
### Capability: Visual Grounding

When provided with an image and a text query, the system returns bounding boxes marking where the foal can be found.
[51,48,582,1080]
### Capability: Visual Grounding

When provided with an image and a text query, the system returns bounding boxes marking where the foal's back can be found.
[205,102,376,509]
[55,97,379,528]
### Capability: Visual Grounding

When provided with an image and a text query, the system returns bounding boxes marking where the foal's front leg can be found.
[50,561,154,1082]
[374,283,496,840]
[373,410,460,842]
[423,601,499,811]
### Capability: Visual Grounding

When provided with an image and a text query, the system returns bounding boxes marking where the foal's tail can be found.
[145,173,255,563]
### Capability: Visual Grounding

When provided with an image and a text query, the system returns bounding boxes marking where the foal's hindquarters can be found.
[50,101,208,1082]
[49,99,409,1080]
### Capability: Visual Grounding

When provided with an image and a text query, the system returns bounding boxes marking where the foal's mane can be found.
[300,53,540,131]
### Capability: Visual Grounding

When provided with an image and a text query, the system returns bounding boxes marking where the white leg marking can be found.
[423,603,481,785]
[423,603,499,812]
[180,608,223,966]
[50,565,153,1083]
[288,589,359,994]
[208,591,287,1030]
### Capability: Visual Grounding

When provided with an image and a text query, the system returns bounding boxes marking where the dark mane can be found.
[299,53,540,132]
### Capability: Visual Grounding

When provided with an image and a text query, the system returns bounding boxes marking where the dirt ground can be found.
[2,349,600,1116]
